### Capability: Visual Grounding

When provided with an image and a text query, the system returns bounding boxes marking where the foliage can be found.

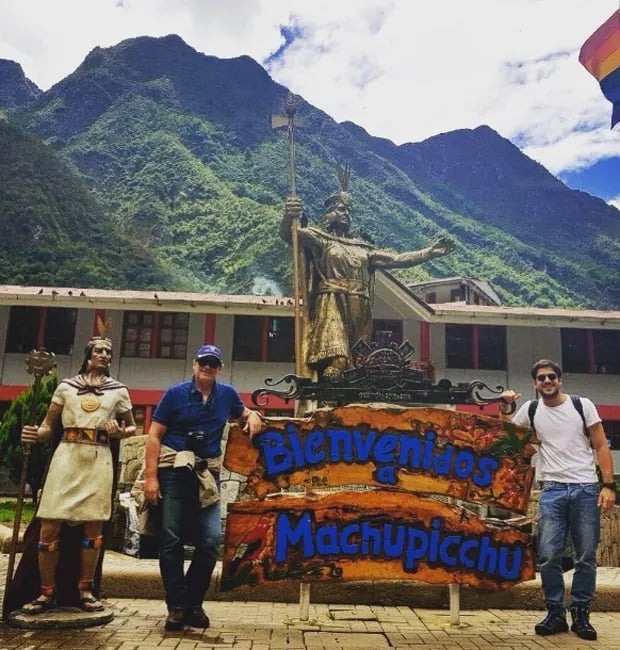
[0,373,58,502]
[0,499,36,525]
[0,35,618,308]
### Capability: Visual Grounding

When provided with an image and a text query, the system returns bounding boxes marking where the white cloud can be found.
[0,0,618,178]
[610,196,620,210]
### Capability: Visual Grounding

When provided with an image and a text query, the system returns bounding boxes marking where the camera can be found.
[186,430,206,455]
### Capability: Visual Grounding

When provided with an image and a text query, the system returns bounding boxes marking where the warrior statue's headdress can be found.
[323,162,352,213]
[88,315,113,348]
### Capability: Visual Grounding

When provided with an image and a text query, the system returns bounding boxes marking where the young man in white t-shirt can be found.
[500,359,615,641]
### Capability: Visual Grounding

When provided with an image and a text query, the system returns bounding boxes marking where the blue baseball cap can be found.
[195,344,224,363]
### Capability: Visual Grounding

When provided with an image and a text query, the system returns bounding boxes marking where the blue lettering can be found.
[405,527,428,571]
[315,525,339,555]
[498,546,523,580]
[373,434,398,463]
[260,431,293,475]
[383,524,406,558]
[360,522,382,556]
[327,428,353,462]
[432,445,454,476]
[428,518,442,563]
[477,535,498,574]
[438,535,461,567]
[305,430,326,464]
[352,428,376,462]
[288,430,306,468]
[423,431,436,469]
[459,539,478,569]
[340,524,360,553]
[472,456,499,487]
[375,465,397,485]
[454,449,475,479]
[398,436,423,468]
[275,512,314,562]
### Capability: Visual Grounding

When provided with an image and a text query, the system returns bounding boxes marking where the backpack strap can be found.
[570,395,589,438]
[528,399,538,432]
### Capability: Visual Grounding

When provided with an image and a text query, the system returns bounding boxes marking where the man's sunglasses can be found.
[536,373,557,382]
[197,357,221,368]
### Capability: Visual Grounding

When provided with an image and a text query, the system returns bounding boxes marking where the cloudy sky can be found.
[1,0,618,206]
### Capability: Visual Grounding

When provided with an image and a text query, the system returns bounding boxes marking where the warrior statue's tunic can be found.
[37,376,131,522]
[299,227,376,367]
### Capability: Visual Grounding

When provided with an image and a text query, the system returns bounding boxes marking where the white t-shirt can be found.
[513,395,601,483]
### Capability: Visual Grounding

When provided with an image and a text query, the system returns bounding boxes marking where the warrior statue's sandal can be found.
[21,594,56,614]
[80,595,105,612]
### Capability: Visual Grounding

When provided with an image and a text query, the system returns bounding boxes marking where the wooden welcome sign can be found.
[222,405,535,592]
[221,490,535,592]
[225,405,535,512]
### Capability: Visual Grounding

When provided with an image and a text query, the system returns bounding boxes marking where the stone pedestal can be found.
[6,606,114,629]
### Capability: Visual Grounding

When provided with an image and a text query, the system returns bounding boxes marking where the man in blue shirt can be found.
[144,344,262,631]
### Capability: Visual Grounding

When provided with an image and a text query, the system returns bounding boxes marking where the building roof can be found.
[407,276,502,306]
[0,282,618,329]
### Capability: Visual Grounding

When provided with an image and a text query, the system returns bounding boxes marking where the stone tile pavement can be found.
[3,598,620,649]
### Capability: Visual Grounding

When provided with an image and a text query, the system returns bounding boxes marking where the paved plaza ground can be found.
[2,552,620,649]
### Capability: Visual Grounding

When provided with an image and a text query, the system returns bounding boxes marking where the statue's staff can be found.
[272,93,305,376]
[3,348,55,600]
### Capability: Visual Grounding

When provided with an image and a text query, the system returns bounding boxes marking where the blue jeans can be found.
[537,481,600,608]
[158,467,221,611]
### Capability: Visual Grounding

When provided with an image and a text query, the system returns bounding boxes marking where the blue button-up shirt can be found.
[153,378,244,458]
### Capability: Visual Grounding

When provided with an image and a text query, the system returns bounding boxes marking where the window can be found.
[372,319,403,346]
[561,328,619,375]
[425,292,437,303]
[604,420,620,451]
[445,324,506,370]
[5,306,77,355]
[121,311,188,359]
[233,316,294,362]
[450,288,462,302]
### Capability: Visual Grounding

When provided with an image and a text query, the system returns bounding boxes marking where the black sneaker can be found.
[570,605,597,640]
[164,608,186,631]
[535,606,569,636]
[185,605,210,628]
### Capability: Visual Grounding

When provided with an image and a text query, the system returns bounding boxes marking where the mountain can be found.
[0,60,42,109]
[0,120,175,289]
[0,35,618,307]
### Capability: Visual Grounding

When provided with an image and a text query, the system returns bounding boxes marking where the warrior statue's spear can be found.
[3,348,55,600]
[272,93,305,377]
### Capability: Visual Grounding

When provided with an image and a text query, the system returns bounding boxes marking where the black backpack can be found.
[527,395,588,439]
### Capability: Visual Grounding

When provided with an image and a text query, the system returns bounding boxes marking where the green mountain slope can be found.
[1,35,618,308]
[0,120,176,289]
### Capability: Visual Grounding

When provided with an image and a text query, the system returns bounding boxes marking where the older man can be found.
[144,344,262,631]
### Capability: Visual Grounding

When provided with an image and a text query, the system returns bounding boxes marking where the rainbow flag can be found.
[579,11,620,128]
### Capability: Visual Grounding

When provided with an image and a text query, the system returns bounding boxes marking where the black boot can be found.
[535,605,569,636]
[570,605,597,640]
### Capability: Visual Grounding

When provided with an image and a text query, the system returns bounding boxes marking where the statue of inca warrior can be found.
[280,164,454,381]
[7,331,136,616]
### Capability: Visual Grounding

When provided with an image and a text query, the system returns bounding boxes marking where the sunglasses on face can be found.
[536,373,557,382]
[197,357,221,368]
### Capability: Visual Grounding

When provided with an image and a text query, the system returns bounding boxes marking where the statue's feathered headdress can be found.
[323,162,352,212]
[88,315,113,348]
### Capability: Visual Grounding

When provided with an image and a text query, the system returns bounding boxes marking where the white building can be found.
[0,277,618,469]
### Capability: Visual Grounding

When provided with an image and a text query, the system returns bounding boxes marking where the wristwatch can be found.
[601,482,616,491]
